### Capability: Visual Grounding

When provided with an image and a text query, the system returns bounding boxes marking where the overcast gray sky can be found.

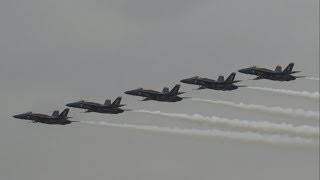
[0,0,319,180]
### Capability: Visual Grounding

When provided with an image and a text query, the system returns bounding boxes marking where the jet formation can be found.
[13,62,306,125]
[238,62,304,81]
[180,72,245,91]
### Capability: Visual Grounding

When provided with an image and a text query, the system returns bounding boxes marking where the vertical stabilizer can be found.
[58,108,69,119]
[168,84,180,96]
[112,96,122,106]
[226,73,236,82]
[283,63,294,73]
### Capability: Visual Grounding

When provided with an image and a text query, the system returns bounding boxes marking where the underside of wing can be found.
[251,76,265,80]
[141,97,152,101]
[195,86,206,90]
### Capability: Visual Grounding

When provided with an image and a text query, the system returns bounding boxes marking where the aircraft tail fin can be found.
[283,62,294,73]
[168,84,181,96]
[162,87,169,94]
[58,108,70,119]
[226,72,236,82]
[52,110,59,118]
[104,99,111,105]
[112,96,122,106]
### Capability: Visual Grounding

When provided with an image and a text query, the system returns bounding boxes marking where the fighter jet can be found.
[66,96,126,114]
[238,62,303,81]
[180,72,244,91]
[13,108,75,125]
[125,84,186,102]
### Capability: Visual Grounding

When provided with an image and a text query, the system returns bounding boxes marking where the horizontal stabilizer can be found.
[231,80,242,84]
[290,71,301,74]
[69,120,80,123]
[236,85,248,88]
[294,76,306,79]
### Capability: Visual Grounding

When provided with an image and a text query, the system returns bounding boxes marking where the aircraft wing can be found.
[290,71,301,74]
[231,80,242,84]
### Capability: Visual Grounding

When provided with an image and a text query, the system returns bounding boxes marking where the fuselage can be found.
[13,112,71,125]
[238,67,296,81]
[180,77,239,91]
[125,89,183,102]
[66,101,124,114]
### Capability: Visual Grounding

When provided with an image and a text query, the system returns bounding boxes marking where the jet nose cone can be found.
[238,69,245,73]
[125,90,134,95]
[238,68,249,74]
[13,114,23,119]
[66,102,76,107]
[180,79,188,83]
[180,78,192,84]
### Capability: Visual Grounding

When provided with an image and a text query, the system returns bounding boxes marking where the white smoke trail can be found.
[306,77,320,81]
[82,121,318,147]
[134,110,319,138]
[192,98,319,120]
[246,87,319,101]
